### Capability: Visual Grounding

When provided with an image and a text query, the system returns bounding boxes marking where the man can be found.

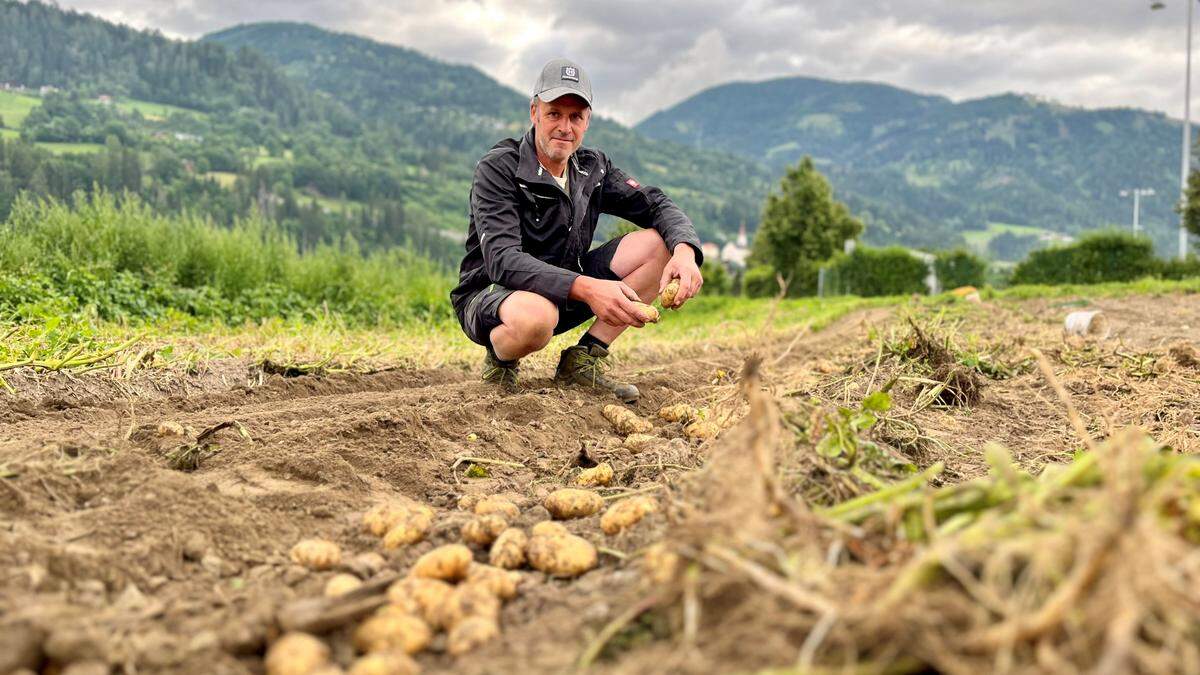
[450,58,703,403]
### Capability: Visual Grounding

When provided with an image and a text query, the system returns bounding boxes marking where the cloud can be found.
[44,0,1200,125]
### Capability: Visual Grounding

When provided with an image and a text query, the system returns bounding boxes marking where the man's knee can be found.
[499,292,558,350]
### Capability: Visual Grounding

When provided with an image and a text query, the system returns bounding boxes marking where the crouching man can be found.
[450,58,703,402]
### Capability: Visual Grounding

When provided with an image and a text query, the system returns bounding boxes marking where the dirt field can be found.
[2,292,1199,674]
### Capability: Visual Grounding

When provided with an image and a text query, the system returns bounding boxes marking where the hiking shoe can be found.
[555,344,640,403]
[482,350,520,393]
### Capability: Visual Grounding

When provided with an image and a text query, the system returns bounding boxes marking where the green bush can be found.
[743,264,780,298]
[699,260,732,295]
[1160,256,1200,280]
[1011,231,1157,285]
[0,191,454,325]
[824,247,928,297]
[934,249,987,289]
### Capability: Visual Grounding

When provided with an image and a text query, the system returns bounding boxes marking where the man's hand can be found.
[659,244,703,307]
[570,276,646,327]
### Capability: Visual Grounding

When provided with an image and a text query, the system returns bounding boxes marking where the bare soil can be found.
[2,293,1198,674]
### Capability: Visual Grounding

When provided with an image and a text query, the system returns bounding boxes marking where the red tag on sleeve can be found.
[625,177,640,189]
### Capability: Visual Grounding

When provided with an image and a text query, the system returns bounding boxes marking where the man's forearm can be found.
[569,275,597,302]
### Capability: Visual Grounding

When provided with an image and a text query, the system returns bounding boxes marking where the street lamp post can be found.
[1156,1,1196,258]
[1120,187,1155,234]
[1182,0,1193,259]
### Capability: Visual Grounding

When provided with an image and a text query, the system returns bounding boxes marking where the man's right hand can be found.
[570,276,646,327]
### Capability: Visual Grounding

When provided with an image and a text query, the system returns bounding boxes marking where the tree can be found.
[1181,169,1200,238]
[748,156,863,296]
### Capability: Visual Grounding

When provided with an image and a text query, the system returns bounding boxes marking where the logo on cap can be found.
[561,66,579,82]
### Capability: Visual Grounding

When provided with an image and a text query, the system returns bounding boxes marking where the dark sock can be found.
[577,332,609,351]
[487,344,517,366]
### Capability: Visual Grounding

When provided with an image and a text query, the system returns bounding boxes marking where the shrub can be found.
[1160,256,1200,280]
[743,265,780,298]
[1012,231,1157,285]
[934,249,987,289]
[0,191,453,325]
[823,247,929,297]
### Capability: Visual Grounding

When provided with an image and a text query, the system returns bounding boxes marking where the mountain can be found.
[637,76,1187,255]
[202,22,770,244]
[0,3,766,271]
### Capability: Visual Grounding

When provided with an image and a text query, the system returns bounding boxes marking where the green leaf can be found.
[862,391,892,413]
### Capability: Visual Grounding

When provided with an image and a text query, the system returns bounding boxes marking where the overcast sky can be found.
[45,0,1200,126]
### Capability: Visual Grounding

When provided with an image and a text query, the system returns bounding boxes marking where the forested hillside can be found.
[638,76,1188,255]
[0,3,767,267]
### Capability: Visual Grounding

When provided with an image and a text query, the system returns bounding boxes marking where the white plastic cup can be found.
[1064,310,1110,338]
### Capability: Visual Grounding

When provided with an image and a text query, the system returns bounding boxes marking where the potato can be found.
[264,632,329,675]
[290,540,341,571]
[410,544,472,582]
[575,462,614,487]
[530,521,569,538]
[457,494,482,511]
[323,573,363,598]
[352,608,431,655]
[642,542,681,585]
[347,651,419,675]
[658,403,698,424]
[527,533,597,577]
[431,581,501,630]
[660,278,681,309]
[683,420,720,441]
[600,496,658,535]
[382,511,433,550]
[473,496,520,521]
[461,514,508,547]
[386,578,453,624]
[602,404,654,436]
[466,563,521,601]
[543,488,604,520]
[632,302,660,324]
[622,433,659,451]
[363,502,433,537]
[446,616,500,656]
[488,528,528,569]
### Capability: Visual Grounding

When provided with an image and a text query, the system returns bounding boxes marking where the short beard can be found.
[537,134,573,163]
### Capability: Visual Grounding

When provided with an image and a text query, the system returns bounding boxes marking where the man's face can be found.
[530,95,591,164]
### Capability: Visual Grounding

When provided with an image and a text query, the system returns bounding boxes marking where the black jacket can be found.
[450,127,703,316]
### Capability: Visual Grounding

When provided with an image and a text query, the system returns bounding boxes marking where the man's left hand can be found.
[659,244,703,307]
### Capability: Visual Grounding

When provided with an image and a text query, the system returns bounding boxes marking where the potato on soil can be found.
[488,528,528,569]
[382,511,433,550]
[683,420,721,441]
[603,404,654,436]
[290,540,341,571]
[575,462,614,487]
[543,488,604,519]
[447,616,501,656]
[473,496,520,521]
[660,278,681,309]
[531,521,569,538]
[466,563,522,600]
[623,433,659,451]
[323,573,363,598]
[265,632,330,675]
[411,544,472,582]
[347,651,419,675]
[352,608,431,655]
[658,403,698,423]
[632,302,660,324]
[527,532,598,577]
[386,578,453,623]
[600,496,658,535]
[363,502,432,538]
[431,582,501,630]
[642,543,681,585]
[461,514,508,547]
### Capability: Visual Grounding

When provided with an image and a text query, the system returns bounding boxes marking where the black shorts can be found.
[458,235,626,348]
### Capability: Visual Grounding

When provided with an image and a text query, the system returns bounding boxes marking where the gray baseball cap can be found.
[532,58,592,107]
